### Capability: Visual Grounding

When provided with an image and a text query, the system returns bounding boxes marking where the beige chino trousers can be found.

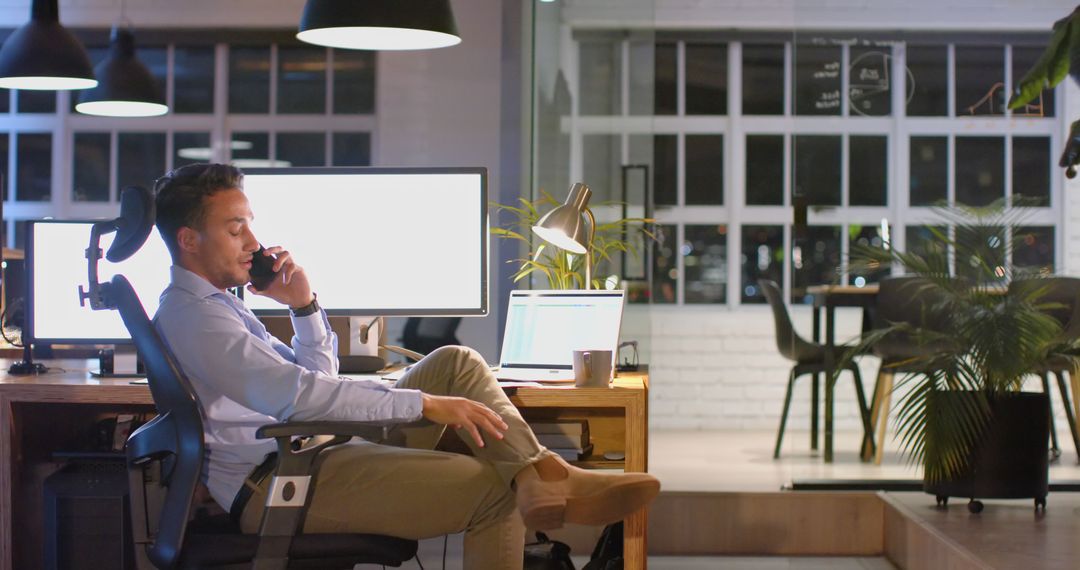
[240,345,548,570]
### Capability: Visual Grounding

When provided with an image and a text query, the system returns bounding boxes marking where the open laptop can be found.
[491,289,626,382]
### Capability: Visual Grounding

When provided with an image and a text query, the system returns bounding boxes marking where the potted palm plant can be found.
[848,201,1072,512]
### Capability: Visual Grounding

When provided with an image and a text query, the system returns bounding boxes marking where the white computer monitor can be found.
[241,167,488,316]
[27,220,172,344]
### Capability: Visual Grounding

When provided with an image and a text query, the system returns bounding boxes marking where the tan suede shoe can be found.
[515,454,660,530]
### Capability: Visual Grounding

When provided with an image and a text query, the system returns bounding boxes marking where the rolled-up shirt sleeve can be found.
[156,296,423,423]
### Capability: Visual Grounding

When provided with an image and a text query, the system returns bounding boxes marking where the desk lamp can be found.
[532,182,595,289]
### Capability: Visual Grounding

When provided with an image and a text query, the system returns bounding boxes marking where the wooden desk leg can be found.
[811,307,821,451]
[623,395,648,569]
[824,304,836,463]
[0,396,12,570]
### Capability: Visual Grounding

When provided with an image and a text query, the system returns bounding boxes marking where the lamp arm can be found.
[583,207,596,290]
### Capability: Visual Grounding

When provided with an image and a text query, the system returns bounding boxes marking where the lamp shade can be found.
[0,0,96,90]
[532,183,592,255]
[297,0,461,51]
[76,28,167,117]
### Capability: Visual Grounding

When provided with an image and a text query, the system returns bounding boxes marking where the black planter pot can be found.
[923,391,1050,512]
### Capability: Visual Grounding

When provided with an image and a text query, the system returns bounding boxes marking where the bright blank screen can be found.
[241,168,487,315]
[30,221,172,343]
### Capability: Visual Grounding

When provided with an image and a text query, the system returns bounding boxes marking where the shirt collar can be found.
[168,265,227,300]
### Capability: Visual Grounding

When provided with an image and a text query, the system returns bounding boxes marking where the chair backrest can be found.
[758,279,813,362]
[109,275,206,570]
[873,275,955,360]
[401,316,462,356]
[1008,276,1080,335]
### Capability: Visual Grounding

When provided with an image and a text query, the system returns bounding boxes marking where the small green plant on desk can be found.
[490,190,655,290]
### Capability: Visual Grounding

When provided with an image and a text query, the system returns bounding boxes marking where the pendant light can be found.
[76,26,167,117]
[0,0,96,90]
[297,0,461,51]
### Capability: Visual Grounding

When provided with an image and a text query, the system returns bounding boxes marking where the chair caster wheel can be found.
[967,500,983,514]
[1035,497,1046,512]
[935,495,948,509]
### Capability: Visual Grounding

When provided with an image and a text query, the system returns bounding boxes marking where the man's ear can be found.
[177,226,201,254]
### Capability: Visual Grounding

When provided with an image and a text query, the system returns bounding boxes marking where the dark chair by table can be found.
[1009,276,1080,462]
[864,275,956,464]
[87,187,418,569]
[402,316,462,359]
[759,279,874,459]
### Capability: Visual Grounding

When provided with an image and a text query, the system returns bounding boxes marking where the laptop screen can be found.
[499,290,625,369]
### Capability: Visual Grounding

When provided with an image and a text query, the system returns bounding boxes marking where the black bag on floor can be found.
[582,522,623,570]
[524,532,575,570]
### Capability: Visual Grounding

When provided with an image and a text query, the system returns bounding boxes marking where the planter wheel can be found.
[935,495,948,509]
[967,500,984,514]
[1035,497,1046,512]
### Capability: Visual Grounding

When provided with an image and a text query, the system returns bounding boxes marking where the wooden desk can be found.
[0,362,650,570]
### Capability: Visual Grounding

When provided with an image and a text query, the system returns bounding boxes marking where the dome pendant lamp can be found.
[297,0,461,51]
[76,27,168,117]
[0,0,97,90]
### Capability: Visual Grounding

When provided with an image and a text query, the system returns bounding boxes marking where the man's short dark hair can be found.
[154,163,244,260]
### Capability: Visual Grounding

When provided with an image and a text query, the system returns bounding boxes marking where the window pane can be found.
[1012,46,1054,118]
[1012,137,1050,206]
[906,45,947,116]
[905,225,949,273]
[229,46,270,114]
[332,132,371,166]
[742,44,784,115]
[582,134,619,202]
[741,225,783,304]
[579,41,620,115]
[72,133,110,202]
[955,136,1004,207]
[686,43,727,115]
[956,223,1005,285]
[792,226,841,304]
[13,220,27,249]
[118,133,166,192]
[850,135,887,206]
[746,135,783,205]
[16,90,55,113]
[652,134,677,206]
[173,132,211,167]
[685,135,723,205]
[230,132,270,167]
[848,46,891,116]
[910,136,947,206]
[628,42,661,116]
[684,225,727,303]
[651,224,677,304]
[15,133,50,201]
[276,132,325,167]
[278,46,326,114]
[332,49,375,114]
[956,46,1004,116]
[793,45,841,116]
[849,224,891,285]
[1013,226,1053,275]
[174,46,216,113]
[793,135,840,206]
[0,87,8,113]
[0,133,7,201]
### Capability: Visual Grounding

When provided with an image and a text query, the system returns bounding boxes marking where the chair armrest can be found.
[255,420,395,442]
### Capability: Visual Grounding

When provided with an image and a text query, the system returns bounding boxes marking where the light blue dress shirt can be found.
[153,266,423,509]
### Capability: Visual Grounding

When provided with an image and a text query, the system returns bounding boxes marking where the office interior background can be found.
[0,0,1076,437]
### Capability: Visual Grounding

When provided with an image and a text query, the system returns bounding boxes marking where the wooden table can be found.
[0,361,650,570]
[806,285,878,462]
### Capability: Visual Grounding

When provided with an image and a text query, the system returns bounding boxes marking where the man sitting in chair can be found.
[151,163,659,569]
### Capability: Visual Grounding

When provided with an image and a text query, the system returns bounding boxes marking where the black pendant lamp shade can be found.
[76,28,167,117]
[0,0,96,90]
[297,0,461,51]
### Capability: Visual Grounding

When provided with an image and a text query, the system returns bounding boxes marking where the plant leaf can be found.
[1008,8,1075,109]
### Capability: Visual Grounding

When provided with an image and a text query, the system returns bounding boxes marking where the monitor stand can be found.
[8,344,47,375]
[89,349,144,378]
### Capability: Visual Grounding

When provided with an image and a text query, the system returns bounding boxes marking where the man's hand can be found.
[421,393,508,448]
[246,246,314,309]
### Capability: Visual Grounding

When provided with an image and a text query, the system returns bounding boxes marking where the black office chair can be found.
[758,279,874,459]
[401,317,462,359]
[81,186,417,569]
[1009,276,1080,462]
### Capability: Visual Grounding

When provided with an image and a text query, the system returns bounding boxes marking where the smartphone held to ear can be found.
[249,245,279,290]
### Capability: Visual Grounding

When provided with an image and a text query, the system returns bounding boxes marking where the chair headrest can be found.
[106,185,155,263]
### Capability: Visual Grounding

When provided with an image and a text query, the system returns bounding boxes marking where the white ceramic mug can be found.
[573,349,613,388]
